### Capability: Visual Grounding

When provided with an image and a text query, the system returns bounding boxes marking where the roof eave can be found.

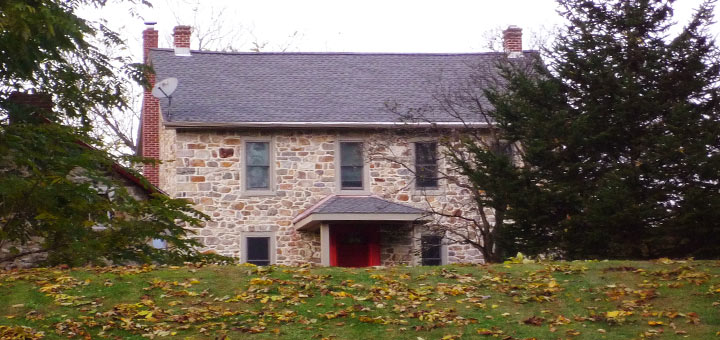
[294,212,425,231]
[164,121,491,129]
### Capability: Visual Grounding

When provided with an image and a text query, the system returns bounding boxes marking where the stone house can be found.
[140,24,529,267]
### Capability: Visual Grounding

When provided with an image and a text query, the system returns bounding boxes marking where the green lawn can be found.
[1,259,719,339]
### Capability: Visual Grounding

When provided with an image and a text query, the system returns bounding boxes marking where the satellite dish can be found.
[151,77,178,99]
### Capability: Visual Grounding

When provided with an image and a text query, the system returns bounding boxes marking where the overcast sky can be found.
[83,0,719,59]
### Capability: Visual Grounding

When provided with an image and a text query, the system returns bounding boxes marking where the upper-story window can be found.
[340,142,364,190]
[415,142,438,188]
[246,141,270,190]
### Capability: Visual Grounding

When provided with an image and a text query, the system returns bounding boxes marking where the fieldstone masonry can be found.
[380,224,415,265]
[159,126,485,265]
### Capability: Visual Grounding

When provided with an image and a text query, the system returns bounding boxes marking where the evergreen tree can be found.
[0,0,217,266]
[488,0,720,259]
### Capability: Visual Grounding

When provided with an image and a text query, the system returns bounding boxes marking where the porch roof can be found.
[293,195,425,231]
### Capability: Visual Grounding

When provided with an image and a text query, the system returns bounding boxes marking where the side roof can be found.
[149,50,537,127]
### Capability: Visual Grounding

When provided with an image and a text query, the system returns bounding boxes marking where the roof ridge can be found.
[149,48,538,57]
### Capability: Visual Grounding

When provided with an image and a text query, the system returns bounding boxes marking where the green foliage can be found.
[482,0,720,259]
[0,122,211,266]
[0,0,149,128]
[0,0,217,266]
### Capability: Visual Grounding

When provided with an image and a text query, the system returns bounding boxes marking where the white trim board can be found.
[294,212,423,231]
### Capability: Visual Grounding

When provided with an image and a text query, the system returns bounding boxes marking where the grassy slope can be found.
[0,260,718,339]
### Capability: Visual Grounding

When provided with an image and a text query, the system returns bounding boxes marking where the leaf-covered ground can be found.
[1,259,719,339]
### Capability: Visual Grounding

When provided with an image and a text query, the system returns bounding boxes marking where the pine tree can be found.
[487,0,720,259]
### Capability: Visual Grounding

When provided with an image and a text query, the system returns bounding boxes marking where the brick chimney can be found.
[141,22,160,186]
[7,91,53,124]
[503,25,523,57]
[173,25,192,56]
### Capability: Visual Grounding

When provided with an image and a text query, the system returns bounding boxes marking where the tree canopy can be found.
[476,0,720,259]
[0,0,214,266]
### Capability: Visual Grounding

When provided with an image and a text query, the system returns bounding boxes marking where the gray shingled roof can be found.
[312,196,423,215]
[149,50,533,125]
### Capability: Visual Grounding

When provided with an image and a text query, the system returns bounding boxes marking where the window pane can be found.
[340,142,363,166]
[416,142,438,188]
[247,237,270,266]
[247,166,269,189]
[246,142,269,166]
[416,165,438,188]
[416,142,437,165]
[341,165,363,189]
[491,141,513,157]
[340,142,363,189]
[421,235,442,266]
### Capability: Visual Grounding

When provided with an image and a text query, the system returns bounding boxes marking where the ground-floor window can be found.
[243,232,275,266]
[421,235,443,266]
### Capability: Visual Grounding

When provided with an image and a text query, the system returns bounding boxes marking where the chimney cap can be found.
[144,21,157,26]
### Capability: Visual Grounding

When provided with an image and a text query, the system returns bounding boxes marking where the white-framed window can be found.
[336,140,370,193]
[340,141,363,189]
[242,232,276,266]
[242,138,275,196]
[246,141,270,189]
[414,141,439,189]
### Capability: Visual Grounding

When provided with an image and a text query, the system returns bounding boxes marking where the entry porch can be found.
[293,195,429,267]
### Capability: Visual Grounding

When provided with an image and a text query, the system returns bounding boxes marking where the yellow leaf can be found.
[250,278,273,285]
[606,311,621,318]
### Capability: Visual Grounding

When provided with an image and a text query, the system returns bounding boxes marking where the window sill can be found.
[412,187,445,196]
[337,188,371,195]
[241,189,277,197]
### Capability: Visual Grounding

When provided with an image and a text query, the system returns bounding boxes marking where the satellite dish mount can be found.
[151,77,178,116]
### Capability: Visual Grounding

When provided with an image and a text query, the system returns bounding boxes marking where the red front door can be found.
[329,225,380,267]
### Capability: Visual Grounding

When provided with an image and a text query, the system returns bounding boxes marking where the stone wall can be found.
[159,128,485,265]
[380,224,415,266]
[0,237,47,269]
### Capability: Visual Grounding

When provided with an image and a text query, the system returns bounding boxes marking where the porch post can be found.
[411,222,421,266]
[320,223,330,266]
